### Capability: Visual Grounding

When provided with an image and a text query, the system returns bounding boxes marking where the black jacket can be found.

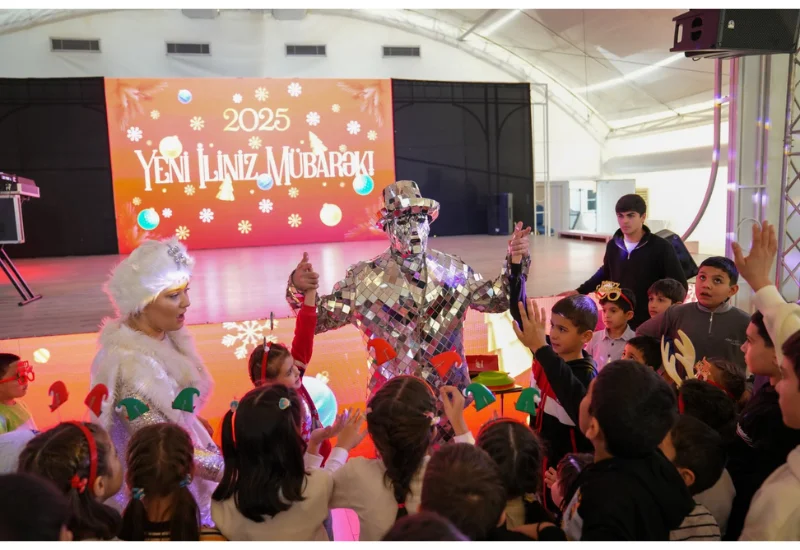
[533,345,596,467]
[724,384,800,540]
[576,226,688,329]
[562,451,695,541]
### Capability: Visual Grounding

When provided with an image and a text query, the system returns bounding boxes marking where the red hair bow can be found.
[71,474,88,494]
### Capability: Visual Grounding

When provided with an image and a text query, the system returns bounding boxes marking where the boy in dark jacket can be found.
[512,295,597,470]
[515,304,694,540]
[565,194,688,329]
[564,361,694,540]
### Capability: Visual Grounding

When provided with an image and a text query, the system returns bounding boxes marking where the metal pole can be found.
[725,57,740,261]
[544,84,551,237]
[776,52,798,290]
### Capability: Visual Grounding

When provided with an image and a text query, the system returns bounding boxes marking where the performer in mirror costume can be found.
[287,180,530,440]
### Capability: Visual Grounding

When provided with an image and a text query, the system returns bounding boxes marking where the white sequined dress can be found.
[89,319,223,526]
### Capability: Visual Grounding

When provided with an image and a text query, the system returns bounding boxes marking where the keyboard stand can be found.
[0,245,42,306]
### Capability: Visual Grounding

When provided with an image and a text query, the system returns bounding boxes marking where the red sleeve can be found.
[291,304,317,367]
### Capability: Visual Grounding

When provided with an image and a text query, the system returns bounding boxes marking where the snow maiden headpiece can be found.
[105,237,195,318]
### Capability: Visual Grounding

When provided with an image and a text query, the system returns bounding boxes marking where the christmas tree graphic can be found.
[309,131,328,156]
[216,174,235,201]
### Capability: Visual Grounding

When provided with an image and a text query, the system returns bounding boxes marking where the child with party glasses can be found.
[0,354,37,435]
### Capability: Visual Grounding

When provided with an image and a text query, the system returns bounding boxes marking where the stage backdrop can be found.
[104,78,395,253]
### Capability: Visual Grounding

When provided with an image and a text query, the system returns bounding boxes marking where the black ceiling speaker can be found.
[671,9,800,60]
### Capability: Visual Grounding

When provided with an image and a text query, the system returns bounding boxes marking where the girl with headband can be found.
[211,384,364,540]
[18,422,123,540]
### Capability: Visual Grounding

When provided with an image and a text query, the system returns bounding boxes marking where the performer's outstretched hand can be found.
[513,299,548,353]
[291,252,320,291]
[508,221,532,263]
[440,385,469,437]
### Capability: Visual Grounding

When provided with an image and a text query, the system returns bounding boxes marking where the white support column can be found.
[777,51,800,302]
[727,54,793,311]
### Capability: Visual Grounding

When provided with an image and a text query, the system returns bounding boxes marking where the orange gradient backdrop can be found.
[104,78,395,253]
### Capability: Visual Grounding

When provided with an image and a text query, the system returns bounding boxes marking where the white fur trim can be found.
[106,237,195,318]
[89,317,213,428]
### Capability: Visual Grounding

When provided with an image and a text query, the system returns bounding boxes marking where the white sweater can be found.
[329,432,475,541]
[738,285,800,541]
[212,448,348,541]
[739,447,800,540]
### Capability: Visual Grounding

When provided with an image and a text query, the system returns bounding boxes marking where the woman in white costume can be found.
[89,237,222,525]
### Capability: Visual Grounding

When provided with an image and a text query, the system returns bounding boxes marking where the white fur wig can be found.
[106,237,195,318]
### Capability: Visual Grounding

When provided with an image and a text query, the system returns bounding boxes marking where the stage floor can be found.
[0,235,605,339]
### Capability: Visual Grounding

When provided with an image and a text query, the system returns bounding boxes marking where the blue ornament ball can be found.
[303,376,338,428]
[137,208,160,231]
[352,174,374,196]
[256,173,274,191]
[177,89,193,104]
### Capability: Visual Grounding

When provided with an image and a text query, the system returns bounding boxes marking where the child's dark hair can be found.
[615,194,646,215]
[669,415,726,495]
[678,379,736,442]
[625,336,662,370]
[555,453,594,511]
[552,295,598,334]
[0,473,70,541]
[599,287,637,314]
[647,278,687,304]
[247,342,292,386]
[0,353,20,378]
[783,330,800,390]
[476,418,551,524]
[382,511,468,541]
[750,311,774,348]
[366,376,436,521]
[706,357,746,402]
[699,256,739,285]
[212,384,307,521]
[120,424,199,541]
[589,360,677,458]
[17,422,121,540]
[421,443,507,541]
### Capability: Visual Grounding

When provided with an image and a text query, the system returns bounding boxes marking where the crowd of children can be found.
[1,215,799,541]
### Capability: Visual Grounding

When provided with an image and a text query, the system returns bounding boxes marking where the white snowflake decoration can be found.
[306,112,320,126]
[190,116,204,131]
[150,110,160,120]
[127,127,143,142]
[175,226,190,240]
[367,130,378,141]
[199,208,214,223]
[288,213,302,228]
[184,184,195,196]
[255,87,269,102]
[339,144,348,153]
[221,320,280,360]
[238,220,252,234]
[288,187,299,198]
[132,197,142,206]
[347,121,361,135]
[233,93,242,104]
[248,136,262,150]
[259,199,273,213]
[331,104,341,113]
[162,208,173,218]
[287,82,302,97]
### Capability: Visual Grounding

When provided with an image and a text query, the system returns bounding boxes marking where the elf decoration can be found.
[516,387,541,417]
[465,383,496,411]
